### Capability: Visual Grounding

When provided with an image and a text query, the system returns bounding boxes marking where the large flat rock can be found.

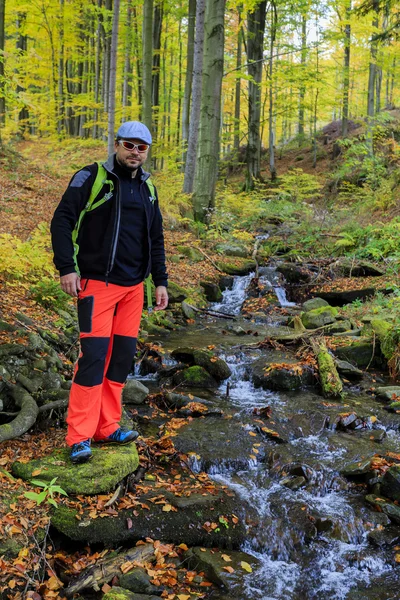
[12,444,139,495]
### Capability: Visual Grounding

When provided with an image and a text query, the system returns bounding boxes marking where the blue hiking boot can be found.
[98,427,139,445]
[70,439,92,464]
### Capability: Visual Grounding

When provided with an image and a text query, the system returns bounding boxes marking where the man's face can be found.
[115,138,149,172]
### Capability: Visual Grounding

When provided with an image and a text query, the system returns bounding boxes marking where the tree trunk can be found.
[93,0,102,138]
[107,0,120,155]
[192,0,226,222]
[176,18,183,146]
[122,0,132,122]
[132,6,142,113]
[245,0,267,191]
[0,0,5,128]
[367,0,379,118]
[103,0,112,116]
[233,5,243,153]
[57,0,65,137]
[152,0,163,156]
[268,6,277,181]
[142,0,153,161]
[182,0,206,193]
[16,13,29,133]
[181,0,196,165]
[341,0,351,137]
[298,13,307,143]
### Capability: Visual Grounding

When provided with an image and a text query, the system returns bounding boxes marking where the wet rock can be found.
[325,320,353,334]
[368,527,400,548]
[172,366,218,389]
[333,338,383,369]
[200,281,223,302]
[335,359,363,380]
[381,466,400,502]
[375,386,400,401]
[251,353,315,391]
[41,371,63,391]
[280,475,307,490]
[12,444,139,495]
[181,301,196,320]
[219,276,234,290]
[51,481,246,548]
[333,411,358,429]
[368,430,387,443]
[287,412,329,438]
[123,380,149,405]
[301,307,338,329]
[341,458,372,477]
[171,348,231,381]
[216,259,256,276]
[184,547,260,591]
[313,287,380,306]
[276,263,312,284]
[365,494,400,525]
[387,401,400,412]
[302,297,330,311]
[117,568,161,595]
[173,417,267,471]
[103,588,160,600]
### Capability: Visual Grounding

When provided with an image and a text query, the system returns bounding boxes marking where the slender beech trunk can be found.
[181,0,196,164]
[0,0,5,128]
[16,14,29,132]
[103,0,112,115]
[341,0,351,137]
[93,0,102,138]
[192,0,226,222]
[57,0,65,137]
[367,0,379,118]
[122,0,132,121]
[107,0,120,155]
[298,13,307,143]
[268,6,277,181]
[389,57,396,105]
[152,0,163,149]
[176,19,183,146]
[142,0,153,160]
[245,0,267,190]
[132,6,142,113]
[233,5,243,153]
[183,0,205,193]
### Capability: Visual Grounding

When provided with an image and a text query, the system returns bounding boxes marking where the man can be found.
[51,121,168,464]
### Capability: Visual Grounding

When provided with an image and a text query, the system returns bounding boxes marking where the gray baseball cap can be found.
[116,121,152,144]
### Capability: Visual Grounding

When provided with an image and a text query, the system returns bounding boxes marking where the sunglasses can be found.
[118,140,150,152]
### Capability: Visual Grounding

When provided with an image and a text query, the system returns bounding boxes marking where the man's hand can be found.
[60,273,81,297]
[154,286,168,311]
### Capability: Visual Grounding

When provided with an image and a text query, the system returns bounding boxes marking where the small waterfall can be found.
[258,266,297,307]
[212,272,255,315]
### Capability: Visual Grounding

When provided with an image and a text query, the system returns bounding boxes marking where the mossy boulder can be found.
[375,387,400,401]
[301,307,338,329]
[166,281,188,304]
[381,466,400,502]
[51,481,246,548]
[251,353,315,391]
[365,495,400,525]
[172,366,218,388]
[215,243,249,258]
[276,263,312,284]
[200,281,223,302]
[216,259,256,276]
[333,337,384,368]
[12,444,139,495]
[302,298,330,311]
[171,347,231,381]
[118,568,160,595]
[176,245,204,262]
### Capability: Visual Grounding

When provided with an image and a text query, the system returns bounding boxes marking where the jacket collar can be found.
[103,154,151,182]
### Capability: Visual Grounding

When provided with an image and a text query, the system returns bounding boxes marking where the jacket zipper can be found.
[105,171,121,282]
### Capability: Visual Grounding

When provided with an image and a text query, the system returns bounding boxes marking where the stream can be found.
[145,267,400,600]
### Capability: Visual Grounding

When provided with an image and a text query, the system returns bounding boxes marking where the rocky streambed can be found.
[2,261,400,600]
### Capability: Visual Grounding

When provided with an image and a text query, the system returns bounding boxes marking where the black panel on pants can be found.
[106,334,137,383]
[74,337,110,387]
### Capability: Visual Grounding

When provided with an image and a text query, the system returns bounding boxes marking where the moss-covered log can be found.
[311,339,343,398]
[65,543,155,596]
[0,385,39,442]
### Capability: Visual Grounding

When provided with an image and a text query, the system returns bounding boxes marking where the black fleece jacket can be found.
[51,155,168,287]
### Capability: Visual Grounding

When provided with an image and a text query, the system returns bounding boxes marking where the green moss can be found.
[301,307,338,329]
[317,349,343,398]
[216,259,256,276]
[12,444,139,495]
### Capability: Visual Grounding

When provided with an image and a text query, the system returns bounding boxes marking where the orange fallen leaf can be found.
[223,566,235,573]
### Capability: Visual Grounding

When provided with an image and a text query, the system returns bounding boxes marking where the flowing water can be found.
[155,268,400,599]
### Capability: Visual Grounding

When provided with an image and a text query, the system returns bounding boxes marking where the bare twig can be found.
[195,246,224,272]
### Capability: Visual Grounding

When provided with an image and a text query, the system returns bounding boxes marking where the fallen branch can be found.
[195,246,224,273]
[184,302,237,320]
[0,385,39,442]
[38,399,69,413]
[65,543,155,596]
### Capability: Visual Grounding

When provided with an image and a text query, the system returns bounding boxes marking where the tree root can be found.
[0,384,39,442]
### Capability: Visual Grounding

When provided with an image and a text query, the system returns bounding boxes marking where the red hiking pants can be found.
[66,279,144,446]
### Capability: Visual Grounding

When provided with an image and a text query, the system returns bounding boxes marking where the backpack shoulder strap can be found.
[146,178,156,203]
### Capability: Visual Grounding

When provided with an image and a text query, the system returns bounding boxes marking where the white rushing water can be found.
[212,272,255,314]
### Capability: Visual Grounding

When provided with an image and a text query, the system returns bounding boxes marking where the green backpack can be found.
[72,161,155,310]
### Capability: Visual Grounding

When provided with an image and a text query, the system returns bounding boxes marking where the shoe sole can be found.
[94,432,139,445]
